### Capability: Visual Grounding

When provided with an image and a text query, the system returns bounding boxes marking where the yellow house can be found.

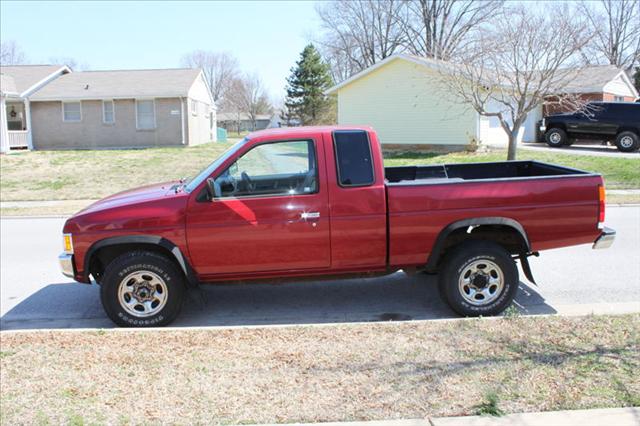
[326,54,480,152]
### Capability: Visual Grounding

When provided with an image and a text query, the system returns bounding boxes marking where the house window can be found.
[102,100,115,124]
[136,100,155,130]
[613,95,624,102]
[191,100,198,116]
[62,102,82,122]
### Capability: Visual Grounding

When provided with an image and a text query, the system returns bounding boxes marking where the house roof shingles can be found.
[0,74,18,96]
[30,68,202,101]
[0,64,67,95]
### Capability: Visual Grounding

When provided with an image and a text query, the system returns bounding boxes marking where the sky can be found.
[0,0,321,99]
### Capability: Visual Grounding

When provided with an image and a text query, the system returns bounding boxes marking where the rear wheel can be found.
[100,251,185,327]
[615,131,639,152]
[545,128,567,148]
[438,241,519,316]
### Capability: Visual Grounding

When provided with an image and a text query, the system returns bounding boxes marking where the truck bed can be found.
[385,160,592,185]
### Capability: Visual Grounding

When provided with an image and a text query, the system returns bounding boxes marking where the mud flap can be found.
[187,286,208,310]
[519,252,538,285]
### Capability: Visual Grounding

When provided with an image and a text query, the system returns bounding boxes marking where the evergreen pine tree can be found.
[285,44,334,125]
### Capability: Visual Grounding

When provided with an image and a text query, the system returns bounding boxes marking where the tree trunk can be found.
[507,132,518,161]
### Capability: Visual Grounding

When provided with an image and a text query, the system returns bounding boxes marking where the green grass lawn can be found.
[0,142,638,203]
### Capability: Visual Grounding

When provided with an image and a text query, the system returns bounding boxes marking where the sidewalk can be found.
[252,408,640,426]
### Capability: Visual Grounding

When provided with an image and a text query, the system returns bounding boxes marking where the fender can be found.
[83,235,199,287]
[425,217,532,271]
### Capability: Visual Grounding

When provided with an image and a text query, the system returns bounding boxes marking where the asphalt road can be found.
[1,206,639,330]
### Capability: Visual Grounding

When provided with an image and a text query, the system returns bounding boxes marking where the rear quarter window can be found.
[333,130,375,187]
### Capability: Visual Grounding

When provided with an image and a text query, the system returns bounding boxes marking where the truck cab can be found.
[60,126,614,327]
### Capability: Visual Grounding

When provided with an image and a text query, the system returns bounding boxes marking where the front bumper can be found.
[593,226,616,249]
[59,253,75,278]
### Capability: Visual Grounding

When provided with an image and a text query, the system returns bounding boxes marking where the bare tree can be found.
[222,74,272,131]
[0,41,27,65]
[316,0,405,78]
[401,0,505,60]
[439,5,592,161]
[48,57,90,71]
[578,0,640,70]
[181,51,239,103]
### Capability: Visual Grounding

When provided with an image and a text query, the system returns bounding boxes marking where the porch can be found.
[1,99,32,152]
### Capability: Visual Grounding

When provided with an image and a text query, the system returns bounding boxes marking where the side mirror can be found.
[206,177,220,200]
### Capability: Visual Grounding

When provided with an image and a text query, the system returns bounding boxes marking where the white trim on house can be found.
[602,71,639,98]
[102,99,115,124]
[62,101,82,122]
[180,97,186,144]
[135,98,156,130]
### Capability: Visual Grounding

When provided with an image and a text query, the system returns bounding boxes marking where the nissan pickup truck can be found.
[59,126,615,327]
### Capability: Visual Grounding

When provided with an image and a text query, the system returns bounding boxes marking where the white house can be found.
[326,54,639,150]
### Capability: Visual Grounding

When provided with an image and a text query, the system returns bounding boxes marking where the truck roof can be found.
[246,125,374,139]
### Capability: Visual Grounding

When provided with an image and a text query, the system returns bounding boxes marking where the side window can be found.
[333,130,375,187]
[214,140,317,198]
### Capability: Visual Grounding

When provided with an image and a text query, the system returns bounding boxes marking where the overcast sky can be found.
[1,1,321,99]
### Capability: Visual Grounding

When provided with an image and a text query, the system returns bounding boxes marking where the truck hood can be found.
[78,181,182,215]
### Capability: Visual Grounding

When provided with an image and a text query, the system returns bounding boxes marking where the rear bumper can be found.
[593,227,616,249]
[59,253,76,278]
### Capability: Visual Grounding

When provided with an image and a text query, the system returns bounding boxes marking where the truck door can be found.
[185,137,331,276]
[325,130,387,269]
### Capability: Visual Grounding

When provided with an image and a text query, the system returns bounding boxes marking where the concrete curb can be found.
[430,407,640,426]
[247,408,640,426]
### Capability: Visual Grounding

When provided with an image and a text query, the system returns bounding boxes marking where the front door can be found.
[186,138,330,277]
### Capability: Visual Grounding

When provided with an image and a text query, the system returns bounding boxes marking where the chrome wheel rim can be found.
[458,260,504,306]
[620,136,633,148]
[549,132,561,144]
[118,271,168,317]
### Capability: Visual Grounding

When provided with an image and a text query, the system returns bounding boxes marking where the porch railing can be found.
[7,131,28,149]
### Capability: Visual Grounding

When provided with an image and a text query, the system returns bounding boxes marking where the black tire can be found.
[438,241,519,317]
[545,128,567,148]
[615,131,639,152]
[563,139,574,146]
[100,251,185,327]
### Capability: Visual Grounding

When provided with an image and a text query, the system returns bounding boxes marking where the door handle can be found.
[300,212,320,220]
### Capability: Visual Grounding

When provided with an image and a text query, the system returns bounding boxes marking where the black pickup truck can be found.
[541,102,640,152]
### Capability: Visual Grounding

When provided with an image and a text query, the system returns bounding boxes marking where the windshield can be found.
[184,137,250,193]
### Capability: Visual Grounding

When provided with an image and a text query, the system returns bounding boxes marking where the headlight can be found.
[63,233,74,254]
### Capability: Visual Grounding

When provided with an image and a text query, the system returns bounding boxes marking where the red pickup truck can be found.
[59,126,615,327]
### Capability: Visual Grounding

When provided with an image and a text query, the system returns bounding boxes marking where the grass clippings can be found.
[1,314,638,425]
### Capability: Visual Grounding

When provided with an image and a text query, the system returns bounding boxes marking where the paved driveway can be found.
[520,142,640,158]
[1,207,639,330]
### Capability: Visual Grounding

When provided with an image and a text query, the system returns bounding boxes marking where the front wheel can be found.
[100,251,186,327]
[545,128,567,147]
[438,241,519,316]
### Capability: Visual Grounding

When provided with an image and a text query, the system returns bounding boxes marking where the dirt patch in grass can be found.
[1,315,638,425]
[0,142,236,202]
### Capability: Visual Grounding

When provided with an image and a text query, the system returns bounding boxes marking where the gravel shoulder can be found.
[1,314,638,425]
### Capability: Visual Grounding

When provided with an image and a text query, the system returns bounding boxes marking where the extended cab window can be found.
[214,140,317,198]
[333,130,374,187]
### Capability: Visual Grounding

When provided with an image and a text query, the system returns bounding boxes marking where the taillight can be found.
[598,184,605,223]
